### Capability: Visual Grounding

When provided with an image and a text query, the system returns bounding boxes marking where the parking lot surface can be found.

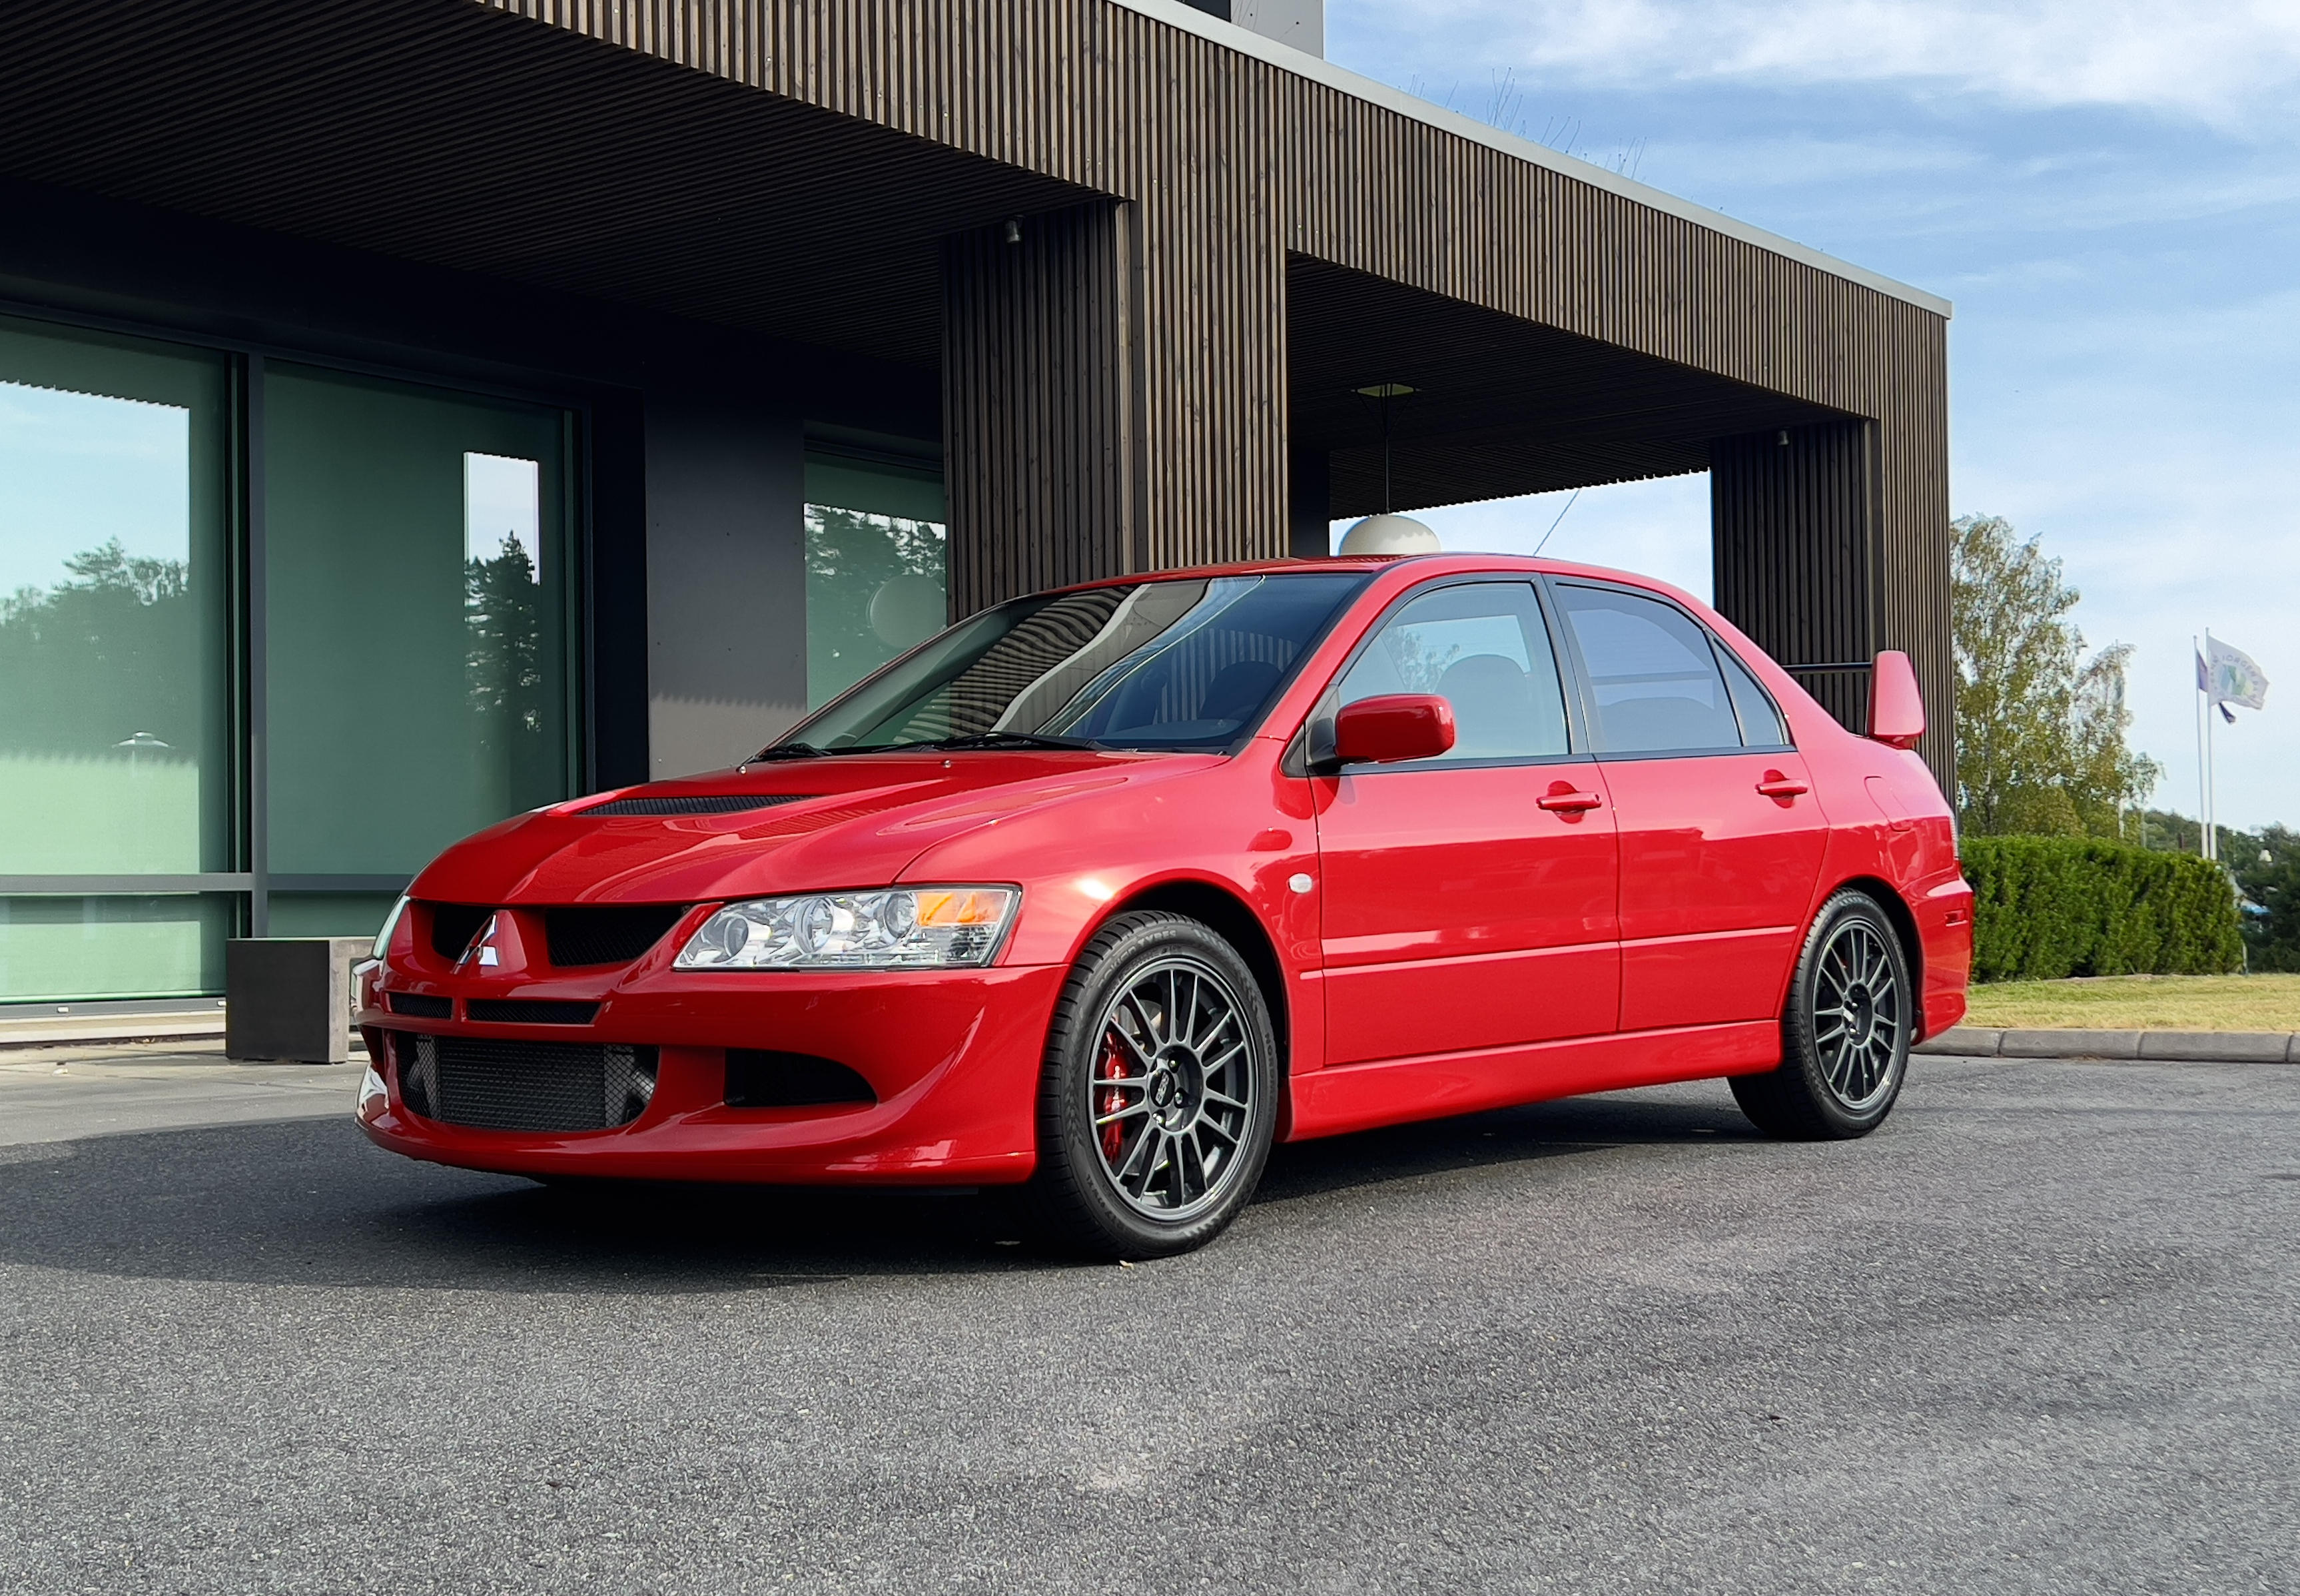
[1,1052,2294,1594]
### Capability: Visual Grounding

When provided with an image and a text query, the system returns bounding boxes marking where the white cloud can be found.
[1359,1,2300,129]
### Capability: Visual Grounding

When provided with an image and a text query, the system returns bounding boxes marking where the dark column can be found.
[941,202,1140,617]
[583,390,650,793]
[1711,418,1952,788]
[1288,445,1331,558]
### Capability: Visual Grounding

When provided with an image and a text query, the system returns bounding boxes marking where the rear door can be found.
[1312,580,1620,1065]
[1548,580,1828,1033]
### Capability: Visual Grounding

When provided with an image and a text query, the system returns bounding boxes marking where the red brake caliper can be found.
[1098,1034,1132,1163]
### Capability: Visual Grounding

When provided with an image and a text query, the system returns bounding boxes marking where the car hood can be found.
[410,750,1215,906]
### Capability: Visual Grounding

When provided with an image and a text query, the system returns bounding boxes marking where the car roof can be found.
[1027,552,1702,609]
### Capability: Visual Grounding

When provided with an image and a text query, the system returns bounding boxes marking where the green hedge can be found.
[1964,835,2243,983]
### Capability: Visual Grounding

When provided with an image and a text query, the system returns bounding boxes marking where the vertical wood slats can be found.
[492,0,1951,780]
[942,204,1134,617]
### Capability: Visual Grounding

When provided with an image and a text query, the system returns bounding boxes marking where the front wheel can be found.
[1731,890,1912,1140]
[1029,912,1279,1258]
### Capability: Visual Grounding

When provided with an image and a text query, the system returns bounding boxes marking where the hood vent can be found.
[580,793,805,817]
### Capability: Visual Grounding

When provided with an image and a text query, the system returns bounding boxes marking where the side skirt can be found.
[1283,1021,1781,1142]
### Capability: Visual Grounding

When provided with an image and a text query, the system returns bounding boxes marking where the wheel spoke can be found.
[1174,1132,1208,1203]
[1194,1113,1240,1149]
[1094,1100,1150,1128]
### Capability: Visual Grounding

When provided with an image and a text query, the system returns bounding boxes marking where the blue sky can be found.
[1323,0,2300,832]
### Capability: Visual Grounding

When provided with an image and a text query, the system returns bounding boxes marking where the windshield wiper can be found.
[912,731,1099,753]
[746,741,836,762]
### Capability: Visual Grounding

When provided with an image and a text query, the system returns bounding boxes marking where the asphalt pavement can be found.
[1,1050,2294,1593]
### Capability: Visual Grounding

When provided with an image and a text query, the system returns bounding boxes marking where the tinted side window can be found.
[1714,640,1790,747]
[1337,582,1569,761]
[1555,584,1743,754]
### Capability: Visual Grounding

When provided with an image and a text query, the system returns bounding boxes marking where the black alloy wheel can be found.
[1731,889,1913,1140]
[1030,911,1278,1258]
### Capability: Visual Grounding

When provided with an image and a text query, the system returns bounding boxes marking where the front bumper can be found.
[355,965,1066,1184]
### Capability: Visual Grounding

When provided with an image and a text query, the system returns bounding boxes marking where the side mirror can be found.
[1334,694,1457,765]
[1869,650,1926,750]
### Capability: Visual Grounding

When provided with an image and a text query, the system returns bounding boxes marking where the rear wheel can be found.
[1030,912,1278,1258]
[1731,890,1912,1140]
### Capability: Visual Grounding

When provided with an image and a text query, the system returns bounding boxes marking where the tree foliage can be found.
[0,538,202,759]
[2229,825,2300,973]
[1952,514,2158,837]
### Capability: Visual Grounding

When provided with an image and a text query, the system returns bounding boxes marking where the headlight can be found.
[372,895,410,961]
[673,887,1018,971]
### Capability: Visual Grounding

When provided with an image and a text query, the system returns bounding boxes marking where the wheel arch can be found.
[1097,878,1294,1136]
[1826,875,1926,1035]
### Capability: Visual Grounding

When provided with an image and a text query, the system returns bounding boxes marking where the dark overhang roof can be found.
[0,0,1094,365]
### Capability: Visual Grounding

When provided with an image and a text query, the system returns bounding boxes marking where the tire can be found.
[1731,889,1913,1140]
[1028,911,1280,1259]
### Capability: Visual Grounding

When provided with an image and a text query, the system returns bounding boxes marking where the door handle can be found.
[1755,774,1809,799]
[1536,789,1605,813]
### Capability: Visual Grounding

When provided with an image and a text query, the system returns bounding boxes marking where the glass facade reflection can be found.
[0,317,231,1000]
[0,318,578,1004]
[265,366,573,939]
[804,448,948,707]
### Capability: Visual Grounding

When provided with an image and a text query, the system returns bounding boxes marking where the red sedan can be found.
[357,555,1972,1256]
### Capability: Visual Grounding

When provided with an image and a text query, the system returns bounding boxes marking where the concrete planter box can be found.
[224,938,372,1063]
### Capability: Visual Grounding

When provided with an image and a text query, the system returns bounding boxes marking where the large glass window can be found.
[264,364,574,939]
[0,316,232,1001]
[803,442,947,707]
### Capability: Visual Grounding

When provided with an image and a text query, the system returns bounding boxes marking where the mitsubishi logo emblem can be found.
[458,913,502,971]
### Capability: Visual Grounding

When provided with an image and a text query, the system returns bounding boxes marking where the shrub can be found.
[1963,835,2243,983]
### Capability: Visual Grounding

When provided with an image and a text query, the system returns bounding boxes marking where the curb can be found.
[1916,1026,2299,1064]
[0,1015,227,1052]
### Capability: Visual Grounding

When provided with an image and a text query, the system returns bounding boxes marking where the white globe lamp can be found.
[1337,514,1441,556]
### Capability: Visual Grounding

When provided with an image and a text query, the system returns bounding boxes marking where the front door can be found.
[1313,580,1621,1066]
[1549,580,1830,1033]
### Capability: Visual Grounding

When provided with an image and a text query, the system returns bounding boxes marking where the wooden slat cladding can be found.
[943,205,1136,615]
[0,0,1950,772]
[491,0,1950,772]
[1713,423,1874,735]
[1714,421,1953,786]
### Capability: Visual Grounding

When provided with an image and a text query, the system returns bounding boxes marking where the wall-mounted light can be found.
[1002,218,1022,245]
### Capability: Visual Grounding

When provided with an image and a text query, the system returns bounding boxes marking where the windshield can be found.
[768,572,1370,756]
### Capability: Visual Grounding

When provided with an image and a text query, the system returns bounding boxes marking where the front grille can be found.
[544,905,689,968]
[580,794,805,817]
[426,903,492,963]
[466,998,598,1025]
[394,1032,656,1132]
[387,993,453,1018]
[726,1049,876,1108]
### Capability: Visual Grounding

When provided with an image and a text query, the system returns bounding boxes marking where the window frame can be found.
[1541,576,1796,762]
[1296,576,1593,776]
[0,294,590,978]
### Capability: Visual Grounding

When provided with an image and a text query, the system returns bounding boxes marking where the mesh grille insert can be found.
[581,794,805,817]
[544,905,689,968]
[386,993,453,1019]
[466,998,598,1025]
[394,1032,655,1132]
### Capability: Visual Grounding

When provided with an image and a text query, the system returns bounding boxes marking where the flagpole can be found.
[2205,629,2218,862]
[2195,633,2209,859]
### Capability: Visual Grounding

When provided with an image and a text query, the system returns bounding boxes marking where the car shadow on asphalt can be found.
[0,1084,1756,1292]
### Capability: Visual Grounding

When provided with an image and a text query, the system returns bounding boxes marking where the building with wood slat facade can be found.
[0,0,1949,1010]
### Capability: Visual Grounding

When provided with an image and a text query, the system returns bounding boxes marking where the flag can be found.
[2205,637,2270,712]
[2197,650,2209,692]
